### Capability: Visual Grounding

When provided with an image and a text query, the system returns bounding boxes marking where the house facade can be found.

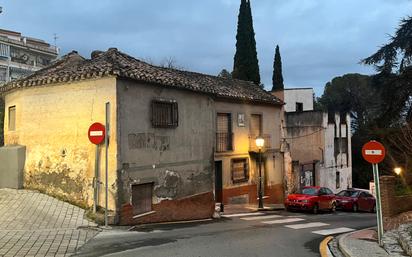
[214,100,284,206]
[1,48,283,225]
[0,29,58,84]
[278,88,352,194]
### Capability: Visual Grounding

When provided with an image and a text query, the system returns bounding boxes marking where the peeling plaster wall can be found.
[285,111,352,193]
[213,101,283,204]
[3,77,118,209]
[117,79,214,209]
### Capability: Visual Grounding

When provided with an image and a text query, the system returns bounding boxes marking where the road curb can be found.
[129,218,214,231]
[320,236,333,257]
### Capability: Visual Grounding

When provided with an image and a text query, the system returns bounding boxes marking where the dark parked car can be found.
[335,189,376,212]
[285,186,336,214]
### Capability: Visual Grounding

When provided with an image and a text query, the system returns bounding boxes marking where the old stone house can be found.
[0,48,283,224]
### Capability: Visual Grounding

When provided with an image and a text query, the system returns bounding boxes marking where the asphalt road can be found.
[75,210,376,257]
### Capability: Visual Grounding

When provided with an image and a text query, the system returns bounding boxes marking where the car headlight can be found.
[340,200,349,203]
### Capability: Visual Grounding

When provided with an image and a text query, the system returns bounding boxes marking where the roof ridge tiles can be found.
[0,48,283,105]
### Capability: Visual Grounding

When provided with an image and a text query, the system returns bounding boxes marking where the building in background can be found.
[275,88,352,194]
[0,29,58,84]
[283,88,314,112]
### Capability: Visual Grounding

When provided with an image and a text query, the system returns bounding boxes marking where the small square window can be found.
[151,100,178,128]
[8,106,16,131]
[296,102,303,112]
[231,158,249,183]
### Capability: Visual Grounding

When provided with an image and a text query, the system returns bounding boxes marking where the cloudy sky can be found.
[1,0,411,95]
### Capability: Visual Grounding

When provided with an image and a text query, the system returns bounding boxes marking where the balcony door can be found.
[250,114,262,137]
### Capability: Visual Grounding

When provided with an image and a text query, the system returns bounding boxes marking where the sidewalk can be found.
[0,189,100,257]
[336,228,409,257]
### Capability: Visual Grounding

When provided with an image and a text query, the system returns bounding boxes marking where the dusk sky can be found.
[1,0,410,96]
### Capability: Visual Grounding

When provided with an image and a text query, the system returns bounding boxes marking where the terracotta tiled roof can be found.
[0,48,283,105]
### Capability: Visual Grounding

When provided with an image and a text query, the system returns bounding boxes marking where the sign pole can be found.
[93,145,100,213]
[362,140,386,246]
[373,163,384,246]
[105,102,110,228]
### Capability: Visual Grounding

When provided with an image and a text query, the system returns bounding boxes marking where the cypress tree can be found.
[399,58,405,74]
[272,45,284,91]
[232,0,261,85]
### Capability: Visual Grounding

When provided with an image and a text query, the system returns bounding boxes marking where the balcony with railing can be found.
[216,132,233,153]
[248,134,271,152]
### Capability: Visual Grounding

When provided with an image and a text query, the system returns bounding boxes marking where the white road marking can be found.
[262,218,304,224]
[241,215,283,221]
[285,222,329,229]
[312,227,355,235]
[90,131,103,136]
[222,212,266,218]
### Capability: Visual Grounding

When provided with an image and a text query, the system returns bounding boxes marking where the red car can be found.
[285,186,336,214]
[335,189,376,212]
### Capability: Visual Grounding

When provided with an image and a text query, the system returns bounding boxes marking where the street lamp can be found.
[255,136,265,209]
[394,167,402,175]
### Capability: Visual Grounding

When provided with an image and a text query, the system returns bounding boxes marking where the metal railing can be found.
[216,132,233,152]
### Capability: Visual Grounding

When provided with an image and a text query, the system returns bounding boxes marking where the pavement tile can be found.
[0,189,100,257]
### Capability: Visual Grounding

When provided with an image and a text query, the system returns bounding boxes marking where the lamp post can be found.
[394,167,402,176]
[255,137,265,210]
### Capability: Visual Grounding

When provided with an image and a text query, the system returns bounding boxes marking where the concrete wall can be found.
[284,88,314,112]
[214,101,284,204]
[116,79,215,224]
[0,145,26,189]
[3,77,118,209]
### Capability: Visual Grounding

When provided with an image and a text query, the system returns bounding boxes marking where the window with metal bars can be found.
[216,113,233,152]
[151,99,178,128]
[231,158,249,183]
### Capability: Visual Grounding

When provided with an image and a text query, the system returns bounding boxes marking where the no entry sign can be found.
[362,140,385,164]
[88,122,106,145]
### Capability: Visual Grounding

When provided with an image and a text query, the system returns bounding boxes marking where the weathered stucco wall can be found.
[116,79,215,223]
[285,111,325,164]
[285,111,352,193]
[3,77,118,209]
[214,101,284,204]
[322,113,352,192]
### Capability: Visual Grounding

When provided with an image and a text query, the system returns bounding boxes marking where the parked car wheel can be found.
[330,202,336,212]
[313,204,319,214]
[352,203,358,212]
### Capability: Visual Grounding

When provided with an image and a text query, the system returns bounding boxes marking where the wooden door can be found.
[132,183,153,215]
